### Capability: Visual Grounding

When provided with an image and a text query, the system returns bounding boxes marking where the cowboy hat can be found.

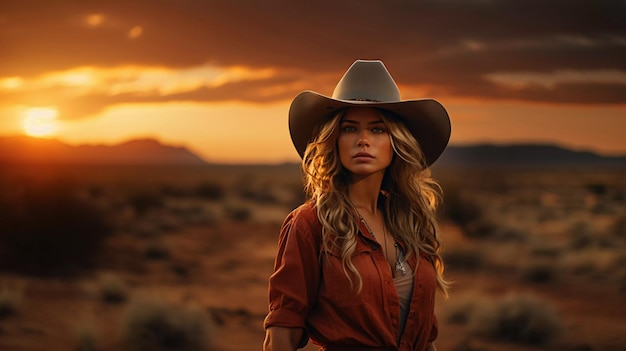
[288,59,451,166]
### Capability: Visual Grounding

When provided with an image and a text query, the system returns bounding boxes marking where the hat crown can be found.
[332,60,401,102]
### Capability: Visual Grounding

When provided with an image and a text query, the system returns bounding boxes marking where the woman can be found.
[264,60,451,351]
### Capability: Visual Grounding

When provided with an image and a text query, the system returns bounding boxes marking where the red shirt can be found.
[264,202,438,351]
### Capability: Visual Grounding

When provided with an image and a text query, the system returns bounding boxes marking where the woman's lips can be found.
[353,152,374,160]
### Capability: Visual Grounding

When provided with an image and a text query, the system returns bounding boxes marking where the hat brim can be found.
[288,90,451,166]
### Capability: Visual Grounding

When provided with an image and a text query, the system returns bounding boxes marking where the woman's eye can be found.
[372,127,385,133]
[342,126,357,132]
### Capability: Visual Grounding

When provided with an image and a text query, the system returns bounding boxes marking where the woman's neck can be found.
[348,174,384,215]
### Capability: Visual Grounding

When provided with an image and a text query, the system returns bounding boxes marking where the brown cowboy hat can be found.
[288,59,451,166]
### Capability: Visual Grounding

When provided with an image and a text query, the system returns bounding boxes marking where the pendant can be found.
[395,261,407,276]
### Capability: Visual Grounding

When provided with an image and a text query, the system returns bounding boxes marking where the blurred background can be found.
[0,1,625,350]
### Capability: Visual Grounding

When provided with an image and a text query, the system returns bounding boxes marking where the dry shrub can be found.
[73,319,100,351]
[519,260,559,284]
[194,182,225,201]
[469,293,562,345]
[239,186,279,204]
[128,190,164,216]
[444,292,486,325]
[529,244,562,258]
[287,182,307,210]
[611,214,626,240]
[443,247,485,271]
[568,221,594,250]
[224,204,252,222]
[159,184,193,198]
[167,202,216,227]
[560,249,622,279]
[98,273,129,303]
[465,218,527,242]
[128,212,182,237]
[0,282,23,318]
[619,269,626,292]
[561,251,597,276]
[121,297,214,351]
[440,186,483,228]
[144,239,171,260]
[585,182,607,196]
[0,178,111,276]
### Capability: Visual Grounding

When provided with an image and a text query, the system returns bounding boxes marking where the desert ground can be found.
[0,163,625,351]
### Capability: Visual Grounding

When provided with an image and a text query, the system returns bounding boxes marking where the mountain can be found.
[436,144,626,168]
[0,136,206,165]
[0,136,624,167]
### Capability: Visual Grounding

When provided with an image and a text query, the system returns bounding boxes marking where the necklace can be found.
[359,215,407,276]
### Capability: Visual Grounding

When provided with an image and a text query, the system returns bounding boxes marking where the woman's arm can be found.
[426,342,437,351]
[263,326,304,351]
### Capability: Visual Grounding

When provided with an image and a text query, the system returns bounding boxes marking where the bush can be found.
[585,183,607,196]
[440,187,483,228]
[611,215,626,240]
[98,274,129,303]
[444,293,484,325]
[560,251,596,276]
[0,283,23,318]
[121,297,214,351]
[144,240,171,260]
[128,191,164,216]
[443,248,484,271]
[619,270,626,292]
[470,294,562,345]
[0,178,111,276]
[520,260,558,284]
[529,245,562,258]
[224,204,252,222]
[569,222,594,250]
[465,218,526,242]
[73,320,100,351]
[238,185,279,204]
[195,182,225,201]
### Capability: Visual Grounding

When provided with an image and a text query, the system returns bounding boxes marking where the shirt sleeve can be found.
[428,313,439,342]
[263,205,321,331]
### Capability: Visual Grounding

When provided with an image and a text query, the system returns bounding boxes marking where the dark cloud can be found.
[1,0,625,111]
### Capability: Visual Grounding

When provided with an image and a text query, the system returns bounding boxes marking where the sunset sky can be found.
[1,0,625,163]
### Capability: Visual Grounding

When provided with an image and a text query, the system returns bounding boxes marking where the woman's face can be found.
[338,107,394,178]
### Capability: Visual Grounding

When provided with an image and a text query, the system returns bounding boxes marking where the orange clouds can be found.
[0,64,285,120]
[0,0,624,161]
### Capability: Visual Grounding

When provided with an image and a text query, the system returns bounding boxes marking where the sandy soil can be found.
[1,166,625,351]
[1,219,625,351]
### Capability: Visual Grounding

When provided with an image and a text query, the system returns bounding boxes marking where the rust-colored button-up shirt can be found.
[264,202,438,351]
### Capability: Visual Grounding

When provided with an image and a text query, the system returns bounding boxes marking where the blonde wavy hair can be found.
[302,108,449,296]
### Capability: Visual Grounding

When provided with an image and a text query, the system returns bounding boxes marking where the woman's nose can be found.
[357,130,369,146]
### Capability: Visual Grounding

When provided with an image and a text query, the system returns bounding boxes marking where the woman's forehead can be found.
[340,107,385,122]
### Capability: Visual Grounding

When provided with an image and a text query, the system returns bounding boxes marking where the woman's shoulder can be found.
[288,200,317,218]
[280,201,323,246]
[284,201,320,229]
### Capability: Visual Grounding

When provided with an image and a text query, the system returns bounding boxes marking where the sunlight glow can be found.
[485,69,626,89]
[1,77,23,90]
[128,25,143,39]
[62,71,93,86]
[86,14,104,27]
[11,64,276,96]
[22,108,60,138]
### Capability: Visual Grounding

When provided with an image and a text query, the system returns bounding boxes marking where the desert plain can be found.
[0,163,625,351]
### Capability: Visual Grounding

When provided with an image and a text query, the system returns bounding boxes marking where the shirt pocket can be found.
[318,243,378,307]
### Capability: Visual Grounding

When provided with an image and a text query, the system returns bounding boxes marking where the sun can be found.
[22,108,60,138]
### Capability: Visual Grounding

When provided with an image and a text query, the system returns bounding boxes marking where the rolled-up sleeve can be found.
[428,314,438,343]
[264,204,321,330]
